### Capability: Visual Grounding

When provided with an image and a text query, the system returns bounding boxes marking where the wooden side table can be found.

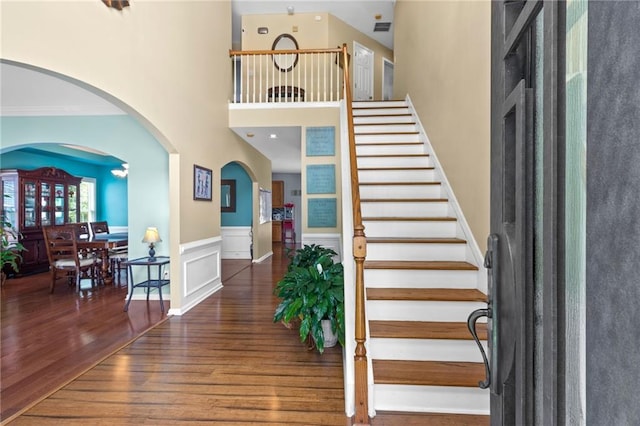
[122,256,170,312]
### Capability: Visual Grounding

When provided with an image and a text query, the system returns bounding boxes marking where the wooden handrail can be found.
[229,47,342,56]
[341,43,369,425]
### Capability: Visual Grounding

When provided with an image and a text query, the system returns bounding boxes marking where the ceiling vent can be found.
[374,22,392,32]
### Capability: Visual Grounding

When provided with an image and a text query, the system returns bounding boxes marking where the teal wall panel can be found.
[221,162,252,226]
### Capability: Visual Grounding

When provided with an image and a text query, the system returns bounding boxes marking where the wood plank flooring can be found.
[2,244,487,425]
[1,267,170,423]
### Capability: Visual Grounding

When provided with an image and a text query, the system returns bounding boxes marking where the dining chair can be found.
[72,222,91,239]
[43,225,102,293]
[89,221,128,285]
[109,245,128,286]
[90,221,110,236]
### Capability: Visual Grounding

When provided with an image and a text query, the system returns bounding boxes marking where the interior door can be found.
[353,42,373,101]
[479,1,564,425]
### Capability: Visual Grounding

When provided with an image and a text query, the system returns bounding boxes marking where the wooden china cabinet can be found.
[1,167,82,275]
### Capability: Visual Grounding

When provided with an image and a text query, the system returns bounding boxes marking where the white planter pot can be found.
[321,319,338,348]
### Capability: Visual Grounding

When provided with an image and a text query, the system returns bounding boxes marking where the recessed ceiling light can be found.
[270,134,278,139]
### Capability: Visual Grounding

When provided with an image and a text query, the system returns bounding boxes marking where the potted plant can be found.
[1,211,25,285]
[273,245,345,353]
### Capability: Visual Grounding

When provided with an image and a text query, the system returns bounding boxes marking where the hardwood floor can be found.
[2,244,486,425]
[2,245,350,425]
[1,267,169,422]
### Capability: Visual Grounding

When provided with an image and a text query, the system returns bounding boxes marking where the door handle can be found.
[467,234,499,390]
[467,307,491,389]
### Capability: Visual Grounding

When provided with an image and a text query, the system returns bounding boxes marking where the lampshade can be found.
[142,227,162,243]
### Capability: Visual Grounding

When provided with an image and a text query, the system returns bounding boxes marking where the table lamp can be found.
[142,227,162,261]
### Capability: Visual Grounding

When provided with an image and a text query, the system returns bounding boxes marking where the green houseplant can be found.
[1,210,26,285]
[273,245,345,353]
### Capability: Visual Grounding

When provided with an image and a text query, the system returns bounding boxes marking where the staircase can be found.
[352,100,490,422]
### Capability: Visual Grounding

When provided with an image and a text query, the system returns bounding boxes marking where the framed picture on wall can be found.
[221,179,236,212]
[193,164,212,201]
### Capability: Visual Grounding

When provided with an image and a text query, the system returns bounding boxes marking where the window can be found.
[80,179,96,223]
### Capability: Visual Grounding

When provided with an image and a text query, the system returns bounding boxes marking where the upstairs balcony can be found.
[229,44,346,106]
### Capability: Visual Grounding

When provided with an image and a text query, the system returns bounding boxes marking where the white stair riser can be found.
[356,144,425,156]
[359,169,437,183]
[361,201,449,218]
[364,220,457,238]
[367,300,486,322]
[355,124,418,133]
[366,242,466,261]
[360,184,443,199]
[354,115,414,124]
[364,269,479,289]
[373,385,489,415]
[357,156,432,169]
[369,338,488,363]
[353,104,409,112]
[355,133,421,144]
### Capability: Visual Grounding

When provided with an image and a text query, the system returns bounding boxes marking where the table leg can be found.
[123,265,133,312]
[158,285,165,312]
[100,249,113,285]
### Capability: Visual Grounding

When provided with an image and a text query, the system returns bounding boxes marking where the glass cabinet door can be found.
[68,184,78,223]
[2,179,17,230]
[54,183,65,225]
[24,180,38,228]
[41,182,52,226]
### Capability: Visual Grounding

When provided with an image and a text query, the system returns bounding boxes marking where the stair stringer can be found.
[404,94,487,294]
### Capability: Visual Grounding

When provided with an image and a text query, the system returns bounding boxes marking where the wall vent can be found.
[374,22,392,32]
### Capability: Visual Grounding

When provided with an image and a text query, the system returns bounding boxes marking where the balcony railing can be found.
[229,47,344,104]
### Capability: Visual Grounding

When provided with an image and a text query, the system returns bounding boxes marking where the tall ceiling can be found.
[232,0,394,50]
[1,0,395,173]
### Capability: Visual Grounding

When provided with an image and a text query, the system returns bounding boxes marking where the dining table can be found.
[77,232,128,285]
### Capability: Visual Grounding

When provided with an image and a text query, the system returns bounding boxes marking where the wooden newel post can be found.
[353,227,369,425]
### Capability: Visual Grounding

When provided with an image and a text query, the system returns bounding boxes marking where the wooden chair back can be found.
[72,222,91,240]
[90,221,110,236]
[43,225,99,293]
[43,226,80,269]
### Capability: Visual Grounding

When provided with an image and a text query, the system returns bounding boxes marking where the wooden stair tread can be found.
[362,216,456,222]
[366,236,463,243]
[355,113,412,118]
[371,411,489,426]
[357,154,429,158]
[369,320,487,340]
[358,166,434,171]
[356,142,423,146]
[373,360,486,387]
[355,122,417,126]
[359,181,441,186]
[364,260,478,270]
[355,131,419,135]
[353,105,408,110]
[361,198,448,203]
[367,288,487,302]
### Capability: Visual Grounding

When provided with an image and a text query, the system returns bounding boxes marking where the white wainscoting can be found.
[300,233,343,262]
[167,236,223,316]
[109,226,128,234]
[221,226,252,259]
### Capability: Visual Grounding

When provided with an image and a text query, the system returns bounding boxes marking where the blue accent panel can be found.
[306,164,336,194]
[221,162,252,226]
[308,198,336,228]
[306,126,335,156]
